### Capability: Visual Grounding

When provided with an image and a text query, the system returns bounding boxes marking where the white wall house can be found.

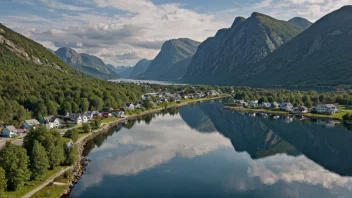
[248,100,258,107]
[315,104,339,114]
[1,125,17,137]
[40,116,62,129]
[22,119,40,130]
[125,103,135,110]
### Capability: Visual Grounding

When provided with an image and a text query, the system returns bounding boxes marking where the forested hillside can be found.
[0,23,144,124]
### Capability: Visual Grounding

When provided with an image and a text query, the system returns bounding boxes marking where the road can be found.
[0,138,23,148]
[21,166,72,198]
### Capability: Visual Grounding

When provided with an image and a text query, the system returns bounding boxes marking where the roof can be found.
[24,119,40,126]
[5,125,17,132]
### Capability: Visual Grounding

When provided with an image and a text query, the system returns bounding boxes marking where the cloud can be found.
[70,114,232,195]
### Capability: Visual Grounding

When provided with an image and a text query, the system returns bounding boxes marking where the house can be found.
[271,102,279,109]
[125,103,135,110]
[84,111,100,120]
[66,114,88,124]
[280,102,294,111]
[298,106,309,113]
[259,102,271,108]
[208,90,218,96]
[22,119,40,130]
[134,103,142,108]
[102,112,112,118]
[40,116,62,129]
[248,100,258,107]
[315,104,339,114]
[1,125,17,137]
[116,111,125,118]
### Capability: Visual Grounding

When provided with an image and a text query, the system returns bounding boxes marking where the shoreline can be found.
[59,96,225,197]
[223,106,343,121]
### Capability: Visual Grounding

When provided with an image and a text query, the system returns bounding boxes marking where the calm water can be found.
[70,100,352,198]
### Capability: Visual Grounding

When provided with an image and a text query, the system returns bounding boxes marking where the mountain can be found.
[242,6,352,86]
[139,38,200,81]
[55,47,118,79]
[0,23,143,124]
[289,17,313,30]
[182,13,304,84]
[129,59,152,79]
[116,66,134,78]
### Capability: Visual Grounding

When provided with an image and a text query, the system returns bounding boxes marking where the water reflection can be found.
[71,101,352,198]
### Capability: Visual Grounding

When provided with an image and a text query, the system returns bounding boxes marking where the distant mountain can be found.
[139,38,200,81]
[182,13,303,84]
[242,6,352,86]
[129,59,152,79]
[117,66,134,78]
[289,17,312,30]
[55,47,118,79]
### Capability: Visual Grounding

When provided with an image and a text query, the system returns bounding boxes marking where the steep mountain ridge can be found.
[129,59,152,79]
[139,38,200,80]
[241,6,352,86]
[182,12,303,84]
[55,47,119,79]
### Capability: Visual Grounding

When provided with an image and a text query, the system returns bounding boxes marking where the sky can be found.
[0,0,351,66]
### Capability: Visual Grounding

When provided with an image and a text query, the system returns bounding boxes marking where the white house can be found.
[1,125,17,137]
[280,102,294,111]
[125,103,135,110]
[315,104,339,114]
[271,102,279,109]
[67,114,88,124]
[22,119,40,130]
[259,102,271,108]
[248,100,258,107]
[84,111,99,120]
[116,111,125,118]
[40,116,62,129]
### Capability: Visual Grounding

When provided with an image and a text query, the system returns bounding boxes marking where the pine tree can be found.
[0,142,31,190]
[30,140,49,180]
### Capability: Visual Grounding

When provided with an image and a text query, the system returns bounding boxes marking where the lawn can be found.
[101,117,119,123]
[31,171,72,198]
[3,166,63,198]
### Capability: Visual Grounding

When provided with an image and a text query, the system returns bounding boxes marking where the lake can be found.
[70,100,352,198]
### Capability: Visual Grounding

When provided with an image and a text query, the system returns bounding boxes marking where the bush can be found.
[82,123,90,133]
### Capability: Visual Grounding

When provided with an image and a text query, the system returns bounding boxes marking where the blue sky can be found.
[0,0,350,66]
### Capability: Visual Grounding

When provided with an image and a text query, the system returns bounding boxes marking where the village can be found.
[0,89,220,141]
[232,99,340,116]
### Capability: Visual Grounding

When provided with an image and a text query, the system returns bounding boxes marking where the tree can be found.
[63,129,79,142]
[65,145,78,165]
[46,100,58,115]
[91,119,101,130]
[0,167,7,193]
[82,123,90,133]
[61,101,72,115]
[80,98,89,112]
[30,140,49,180]
[143,99,154,109]
[0,142,31,190]
[47,143,65,169]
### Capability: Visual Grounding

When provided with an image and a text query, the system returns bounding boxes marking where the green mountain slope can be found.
[55,47,119,79]
[129,59,152,79]
[182,13,303,84]
[139,38,200,80]
[0,23,143,124]
[242,6,352,86]
[289,17,312,30]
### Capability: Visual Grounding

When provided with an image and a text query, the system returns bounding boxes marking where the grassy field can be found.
[3,166,63,198]
[31,171,72,198]
[225,105,352,121]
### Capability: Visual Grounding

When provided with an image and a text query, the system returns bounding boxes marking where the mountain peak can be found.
[289,17,312,30]
[231,17,246,28]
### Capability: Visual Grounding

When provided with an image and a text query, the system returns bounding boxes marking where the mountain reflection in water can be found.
[70,100,352,198]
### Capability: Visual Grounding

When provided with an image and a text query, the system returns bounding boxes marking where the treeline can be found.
[0,43,144,125]
[0,126,77,192]
[233,87,352,107]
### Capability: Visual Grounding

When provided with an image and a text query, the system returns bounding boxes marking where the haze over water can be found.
[70,100,352,198]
